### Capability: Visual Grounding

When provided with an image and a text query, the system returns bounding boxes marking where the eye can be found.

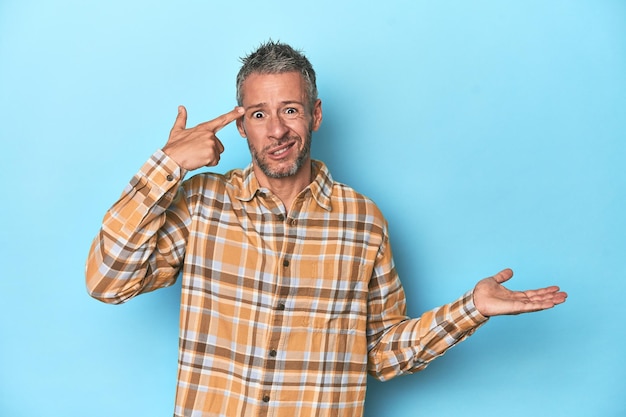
[252,111,264,119]
[284,107,298,117]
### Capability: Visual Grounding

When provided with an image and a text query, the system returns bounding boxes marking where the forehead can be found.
[240,72,307,105]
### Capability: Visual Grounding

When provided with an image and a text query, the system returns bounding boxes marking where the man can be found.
[86,41,567,417]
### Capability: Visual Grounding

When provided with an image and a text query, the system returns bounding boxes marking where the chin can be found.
[254,146,311,180]
[263,164,299,179]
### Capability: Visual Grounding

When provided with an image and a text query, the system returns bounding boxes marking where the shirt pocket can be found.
[293,259,368,333]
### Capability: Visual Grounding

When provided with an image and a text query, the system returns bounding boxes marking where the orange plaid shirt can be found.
[86,150,487,417]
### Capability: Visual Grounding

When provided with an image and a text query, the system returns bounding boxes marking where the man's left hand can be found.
[473,269,567,317]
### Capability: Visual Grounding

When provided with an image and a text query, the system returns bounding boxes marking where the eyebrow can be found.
[246,100,305,110]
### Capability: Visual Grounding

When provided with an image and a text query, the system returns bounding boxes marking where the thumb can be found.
[493,268,514,284]
[171,105,187,131]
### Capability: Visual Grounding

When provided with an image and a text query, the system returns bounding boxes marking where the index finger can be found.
[202,107,244,132]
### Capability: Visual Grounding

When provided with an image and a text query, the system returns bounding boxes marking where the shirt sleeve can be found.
[85,149,191,304]
[366,229,488,381]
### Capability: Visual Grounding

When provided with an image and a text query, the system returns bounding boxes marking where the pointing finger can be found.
[202,107,245,132]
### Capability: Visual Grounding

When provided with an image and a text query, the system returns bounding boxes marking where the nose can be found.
[268,114,289,139]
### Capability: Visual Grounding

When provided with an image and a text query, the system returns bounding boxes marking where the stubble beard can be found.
[248,131,312,179]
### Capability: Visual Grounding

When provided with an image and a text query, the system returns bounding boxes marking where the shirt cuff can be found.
[137,149,187,192]
[453,289,489,333]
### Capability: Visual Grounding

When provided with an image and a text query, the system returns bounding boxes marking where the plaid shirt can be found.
[86,149,487,417]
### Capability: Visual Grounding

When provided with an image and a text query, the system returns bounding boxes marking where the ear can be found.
[311,99,323,132]
[236,116,246,138]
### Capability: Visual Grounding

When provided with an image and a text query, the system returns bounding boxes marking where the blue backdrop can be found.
[1,1,624,416]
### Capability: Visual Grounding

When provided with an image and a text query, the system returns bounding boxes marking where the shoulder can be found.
[181,168,246,199]
[330,181,387,226]
[312,160,386,223]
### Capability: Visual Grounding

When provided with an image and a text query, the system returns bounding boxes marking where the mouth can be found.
[267,141,296,159]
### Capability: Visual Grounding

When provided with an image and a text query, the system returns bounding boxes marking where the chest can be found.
[182,192,382,322]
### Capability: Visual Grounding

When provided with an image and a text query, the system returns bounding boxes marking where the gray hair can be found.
[236,40,318,108]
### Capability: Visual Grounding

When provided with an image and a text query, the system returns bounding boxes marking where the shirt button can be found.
[283,259,289,267]
[269,349,277,357]
[263,395,270,403]
[166,174,174,181]
[277,302,285,311]
[290,219,297,226]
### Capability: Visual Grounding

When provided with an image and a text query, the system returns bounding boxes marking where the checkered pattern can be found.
[86,150,487,417]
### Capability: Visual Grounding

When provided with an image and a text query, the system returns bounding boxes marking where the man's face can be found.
[236,72,322,180]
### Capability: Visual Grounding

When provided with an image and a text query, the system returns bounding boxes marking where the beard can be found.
[247,130,312,179]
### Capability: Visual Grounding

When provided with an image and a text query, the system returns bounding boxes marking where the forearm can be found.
[85,150,189,304]
[367,290,488,381]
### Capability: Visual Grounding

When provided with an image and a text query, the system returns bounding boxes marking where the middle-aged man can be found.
[86,40,567,417]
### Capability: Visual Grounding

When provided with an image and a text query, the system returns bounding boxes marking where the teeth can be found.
[272,146,290,156]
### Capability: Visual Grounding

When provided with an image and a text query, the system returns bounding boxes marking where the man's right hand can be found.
[162,105,244,171]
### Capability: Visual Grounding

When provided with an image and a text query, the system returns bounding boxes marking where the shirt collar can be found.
[235,160,333,211]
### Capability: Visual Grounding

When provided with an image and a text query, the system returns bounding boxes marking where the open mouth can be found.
[268,141,296,158]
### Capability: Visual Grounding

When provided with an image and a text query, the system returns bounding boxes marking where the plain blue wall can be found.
[1,0,624,416]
